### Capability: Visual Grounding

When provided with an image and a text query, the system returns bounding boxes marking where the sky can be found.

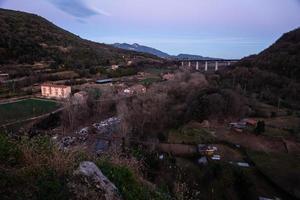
[0,0,300,59]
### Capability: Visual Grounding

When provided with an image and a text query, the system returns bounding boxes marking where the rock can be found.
[59,136,76,150]
[69,161,122,200]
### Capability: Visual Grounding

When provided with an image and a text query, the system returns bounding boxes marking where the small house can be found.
[0,73,9,82]
[242,118,257,127]
[123,84,146,96]
[162,73,175,81]
[74,91,88,104]
[111,65,119,70]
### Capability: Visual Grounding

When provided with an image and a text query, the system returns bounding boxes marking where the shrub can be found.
[96,159,168,200]
[0,134,21,167]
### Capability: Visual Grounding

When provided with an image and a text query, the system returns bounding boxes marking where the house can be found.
[127,60,133,66]
[0,73,9,82]
[74,91,88,104]
[111,65,119,70]
[242,118,257,127]
[41,83,71,99]
[162,73,175,81]
[123,84,146,96]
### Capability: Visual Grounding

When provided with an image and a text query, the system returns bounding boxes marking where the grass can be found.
[143,67,173,75]
[168,127,216,144]
[140,77,161,86]
[175,158,257,200]
[248,150,300,198]
[0,134,85,200]
[0,98,60,125]
[96,159,170,200]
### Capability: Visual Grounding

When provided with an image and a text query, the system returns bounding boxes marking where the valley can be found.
[0,6,300,200]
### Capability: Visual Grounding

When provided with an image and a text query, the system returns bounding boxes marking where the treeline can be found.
[218,67,300,109]
[117,72,248,139]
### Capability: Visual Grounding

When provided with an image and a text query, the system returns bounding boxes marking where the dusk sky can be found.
[0,0,300,59]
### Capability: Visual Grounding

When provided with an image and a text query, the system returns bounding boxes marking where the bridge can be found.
[179,59,239,72]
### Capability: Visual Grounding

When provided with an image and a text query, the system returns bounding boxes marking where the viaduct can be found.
[179,59,239,72]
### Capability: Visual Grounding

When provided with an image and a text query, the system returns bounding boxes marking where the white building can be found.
[41,84,71,99]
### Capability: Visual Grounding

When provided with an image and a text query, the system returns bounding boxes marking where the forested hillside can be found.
[0,9,160,68]
[239,27,300,79]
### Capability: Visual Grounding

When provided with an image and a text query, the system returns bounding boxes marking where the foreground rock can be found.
[69,161,122,200]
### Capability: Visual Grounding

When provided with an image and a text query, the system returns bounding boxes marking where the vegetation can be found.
[96,159,170,200]
[168,126,216,144]
[118,72,248,139]
[0,134,87,200]
[0,8,160,68]
[0,98,60,125]
[238,27,300,79]
[248,151,300,198]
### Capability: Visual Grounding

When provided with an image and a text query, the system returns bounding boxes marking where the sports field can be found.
[0,98,60,125]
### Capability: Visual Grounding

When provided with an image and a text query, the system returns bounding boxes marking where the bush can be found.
[0,134,21,167]
[0,135,82,200]
[96,159,168,200]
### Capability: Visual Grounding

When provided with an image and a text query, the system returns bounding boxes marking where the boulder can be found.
[69,161,122,200]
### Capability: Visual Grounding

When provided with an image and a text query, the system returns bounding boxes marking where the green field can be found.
[0,98,60,125]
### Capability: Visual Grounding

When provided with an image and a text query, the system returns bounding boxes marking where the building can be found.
[123,84,146,96]
[0,73,9,83]
[111,65,119,70]
[162,73,175,81]
[41,83,71,99]
[197,144,217,156]
[96,79,113,84]
[73,91,88,104]
[242,118,257,127]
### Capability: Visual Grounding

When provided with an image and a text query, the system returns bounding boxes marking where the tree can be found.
[255,121,265,135]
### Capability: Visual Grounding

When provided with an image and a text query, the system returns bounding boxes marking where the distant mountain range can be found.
[112,43,221,60]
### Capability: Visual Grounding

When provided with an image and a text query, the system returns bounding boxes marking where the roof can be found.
[96,79,113,84]
[242,118,257,125]
[74,91,88,96]
[41,83,70,89]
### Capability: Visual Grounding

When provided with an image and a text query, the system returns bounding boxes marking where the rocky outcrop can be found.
[69,161,122,200]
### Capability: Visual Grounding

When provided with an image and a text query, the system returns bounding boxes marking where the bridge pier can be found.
[188,61,191,68]
[181,61,184,67]
[196,62,199,70]
[205,61,208,71]
[215,61,218,71]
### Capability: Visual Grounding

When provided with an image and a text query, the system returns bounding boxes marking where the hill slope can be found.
[240,27,300,79]
[112,43,170,58]
[0,9,160,68]
[112,43,221,60]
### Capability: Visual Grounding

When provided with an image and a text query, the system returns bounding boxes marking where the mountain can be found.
[172,54,221,61]
[112,43,220,60]
[239,27,300,79]
[112,43,170,58]
[0,9,160,68]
